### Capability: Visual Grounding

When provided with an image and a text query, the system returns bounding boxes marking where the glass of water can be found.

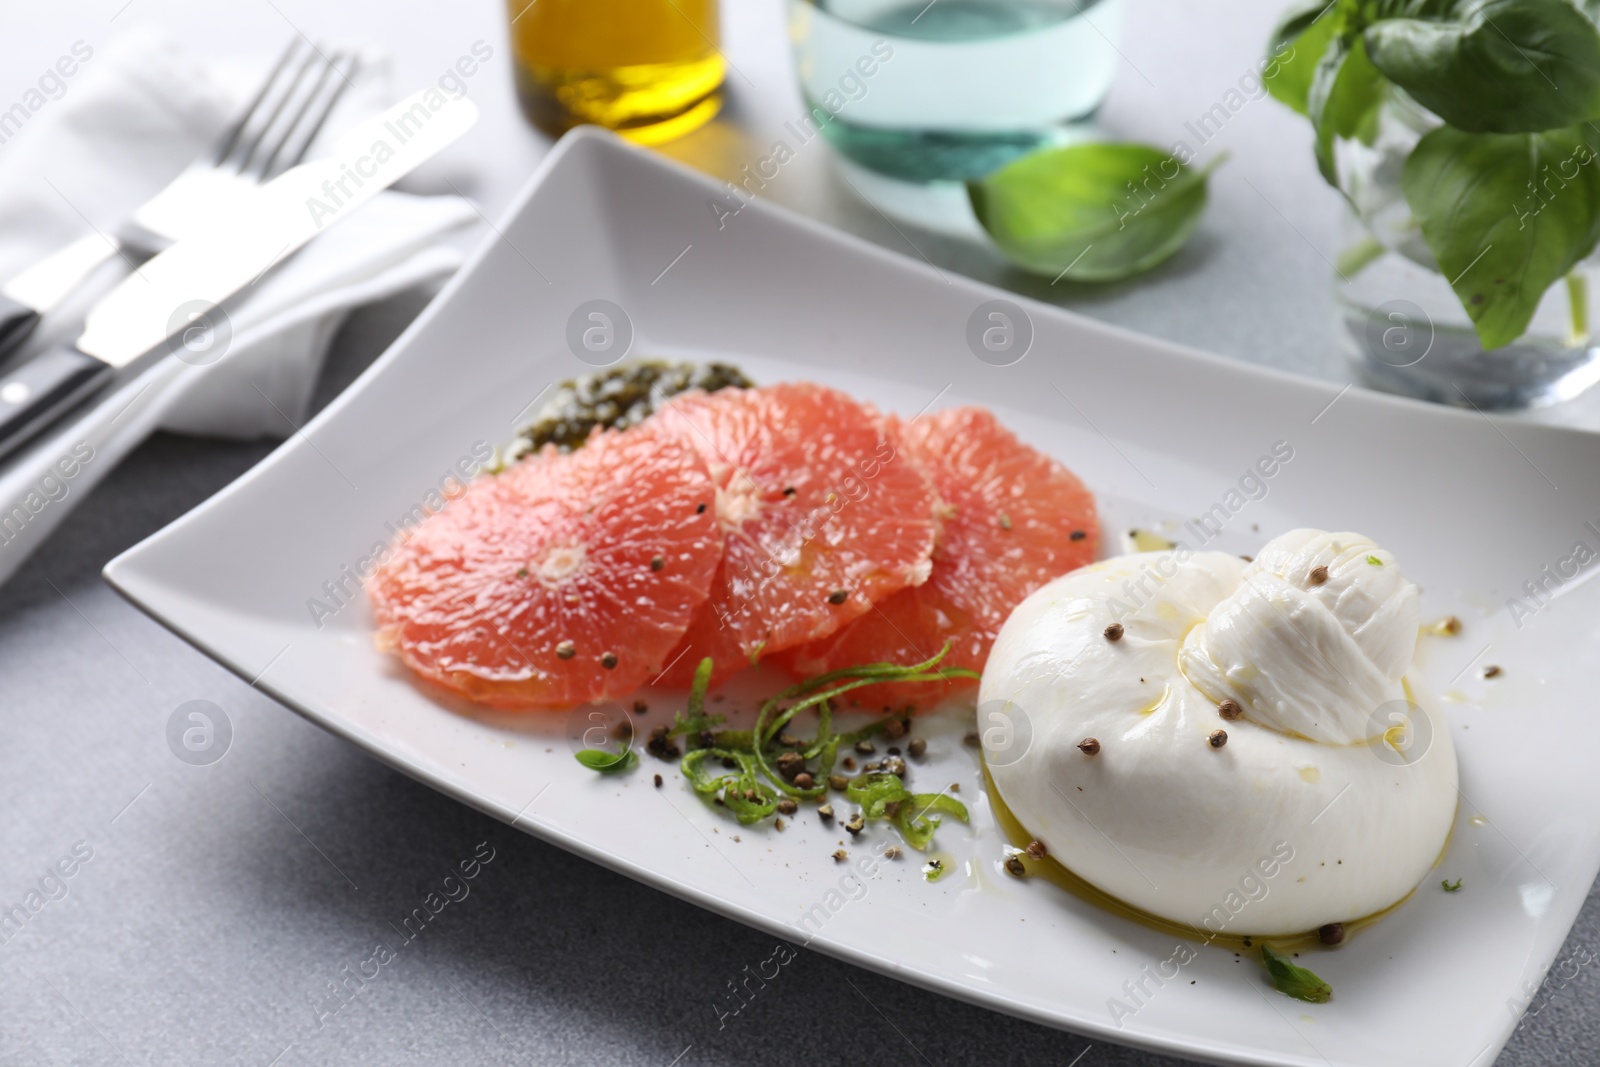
[787,0,1125,183]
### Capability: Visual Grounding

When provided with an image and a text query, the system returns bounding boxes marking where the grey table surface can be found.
[3,2,1598,1065]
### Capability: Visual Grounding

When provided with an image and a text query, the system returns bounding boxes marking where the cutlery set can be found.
[0,40,477,461]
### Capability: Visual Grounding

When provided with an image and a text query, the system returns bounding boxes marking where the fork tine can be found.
[259,51,361,178]
[249,49,340,179]
[210,39,304,167]
[228,45,322,178]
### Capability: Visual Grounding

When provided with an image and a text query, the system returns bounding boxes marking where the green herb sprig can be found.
[847,773,969,850]
[669,647,976,846]
[1265,0,1600,349]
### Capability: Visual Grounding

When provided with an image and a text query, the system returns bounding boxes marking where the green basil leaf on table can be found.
[1264,0,1346,114]
[967,144,1220,282]
[1307,33,1388,185]
[1401,123,1600,348]
[1364,0,1600,133]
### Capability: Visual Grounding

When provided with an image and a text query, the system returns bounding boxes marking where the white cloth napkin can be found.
[0,30,479,587]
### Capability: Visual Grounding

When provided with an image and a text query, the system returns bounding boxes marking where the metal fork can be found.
[0,39,360,358]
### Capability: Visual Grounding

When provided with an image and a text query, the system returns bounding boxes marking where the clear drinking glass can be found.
[787,0,1125,183]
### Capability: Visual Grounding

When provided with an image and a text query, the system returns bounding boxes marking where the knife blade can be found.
[0,235,114,355]
[0,85,478,462]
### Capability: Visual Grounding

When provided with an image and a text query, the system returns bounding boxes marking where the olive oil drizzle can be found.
[981,762,1440,955]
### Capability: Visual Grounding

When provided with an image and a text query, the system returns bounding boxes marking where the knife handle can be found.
[0,294,40,361]
[0,347,111,464]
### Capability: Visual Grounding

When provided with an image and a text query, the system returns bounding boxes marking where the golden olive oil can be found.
[981,762,1425,955]
[507,0,724,144]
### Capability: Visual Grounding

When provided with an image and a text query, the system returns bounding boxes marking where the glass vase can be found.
[1334,96,1600,410]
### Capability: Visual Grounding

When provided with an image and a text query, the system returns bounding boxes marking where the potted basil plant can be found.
[1264,0,1600,409]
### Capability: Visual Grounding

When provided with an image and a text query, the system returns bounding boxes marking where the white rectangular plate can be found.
[106,128,1600,1067]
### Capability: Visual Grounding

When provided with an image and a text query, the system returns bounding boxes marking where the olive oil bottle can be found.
[507,0,724,144]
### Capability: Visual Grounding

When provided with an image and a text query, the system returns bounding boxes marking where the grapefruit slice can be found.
[369,422,721,709]
[782,406,1099,710]
[652,383,939,687]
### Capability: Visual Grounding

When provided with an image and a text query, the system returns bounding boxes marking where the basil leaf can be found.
[575,746,638,773]
[1364,0,1600,133]
[967,144,1219,282]
[1262,944,1333,1003]
[1273,0,1343,49]
[1265,0,1346,114]
[1401,124,1600,347]
[1308,34,1388,184]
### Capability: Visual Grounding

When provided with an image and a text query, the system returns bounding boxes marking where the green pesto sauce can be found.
[504,360,752,461]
